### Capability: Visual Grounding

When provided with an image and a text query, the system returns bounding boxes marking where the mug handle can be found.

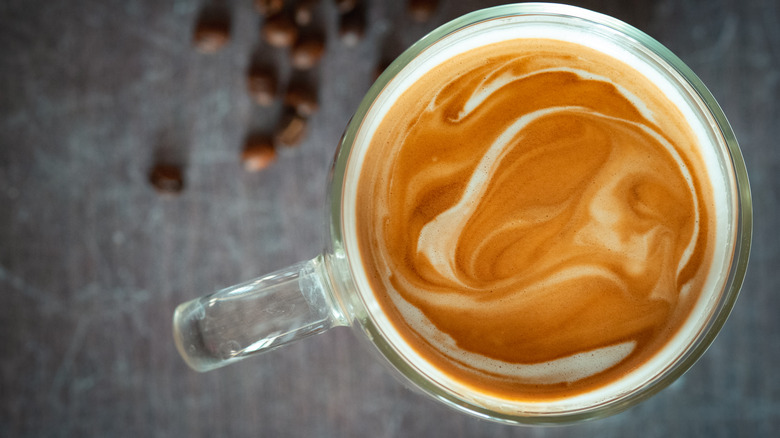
[172,255,347,372]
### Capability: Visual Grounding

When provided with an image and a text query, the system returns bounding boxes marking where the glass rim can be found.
[329,2,752,425]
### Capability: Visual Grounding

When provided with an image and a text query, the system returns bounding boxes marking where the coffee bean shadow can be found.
[194,0,232,33]
[152,128,188,168]
[149,128,189,192]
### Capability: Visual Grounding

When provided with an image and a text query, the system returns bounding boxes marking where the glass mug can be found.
[173,3,752,425]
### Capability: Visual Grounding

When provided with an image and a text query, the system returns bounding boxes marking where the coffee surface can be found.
[355,38,715,401]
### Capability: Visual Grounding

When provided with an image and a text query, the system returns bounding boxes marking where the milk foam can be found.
[343,15,736,411]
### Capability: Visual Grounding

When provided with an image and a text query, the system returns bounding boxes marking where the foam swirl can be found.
[356,39,714,400]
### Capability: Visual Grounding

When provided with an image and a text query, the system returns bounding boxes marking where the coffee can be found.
[346,26,733,406]
[172,5,747,422]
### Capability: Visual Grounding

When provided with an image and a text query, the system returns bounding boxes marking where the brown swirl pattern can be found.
[355,38,714,401]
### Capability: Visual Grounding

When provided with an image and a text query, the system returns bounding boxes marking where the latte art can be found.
[355,39,715,401]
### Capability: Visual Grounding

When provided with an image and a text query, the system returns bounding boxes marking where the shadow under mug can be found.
[173,3,752,425]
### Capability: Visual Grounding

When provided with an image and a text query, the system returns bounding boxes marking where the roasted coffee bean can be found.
[339,7,365,47]
[242,135,277,171]
[294,0,318,27]
[193,18,230,53]
[254,0,285,16]
[290,35,325,70]
[262,13,298,48]
[274,109,308,147]
[247,68,277,106]
[335,0,357,14]
[407,0,438,22]
[285,84,319,117]
[149,164,184,195]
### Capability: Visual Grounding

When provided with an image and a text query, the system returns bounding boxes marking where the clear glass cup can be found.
[173,3,752,425]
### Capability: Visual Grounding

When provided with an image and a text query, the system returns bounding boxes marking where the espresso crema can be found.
[351,36,721,402]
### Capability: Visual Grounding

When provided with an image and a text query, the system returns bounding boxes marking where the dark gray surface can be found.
[1,0,777,436]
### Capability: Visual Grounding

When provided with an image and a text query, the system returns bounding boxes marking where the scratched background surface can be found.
[1,0,778,437]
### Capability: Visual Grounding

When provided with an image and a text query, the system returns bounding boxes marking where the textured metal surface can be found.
[1,0,778,436]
